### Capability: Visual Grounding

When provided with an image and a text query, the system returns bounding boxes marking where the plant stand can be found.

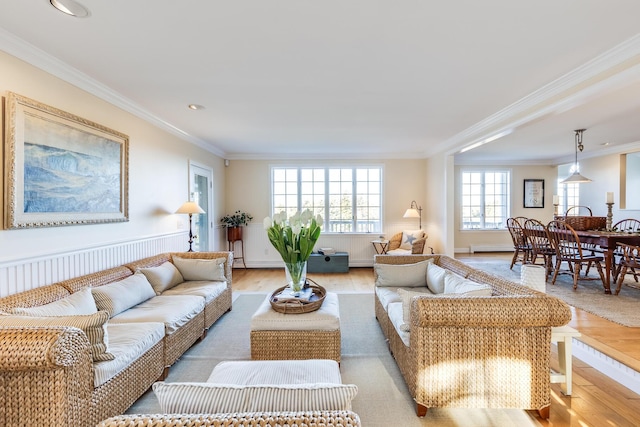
[227,226,246,268]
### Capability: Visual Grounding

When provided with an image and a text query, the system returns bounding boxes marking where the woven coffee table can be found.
[250,291,341,362]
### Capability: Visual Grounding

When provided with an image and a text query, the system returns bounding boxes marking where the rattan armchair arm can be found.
[411,295,571,328]
[0,326,92,370]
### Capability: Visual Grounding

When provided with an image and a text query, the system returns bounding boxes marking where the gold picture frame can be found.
[3,92,129,229]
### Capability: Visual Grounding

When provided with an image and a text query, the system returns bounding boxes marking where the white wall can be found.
[223,158,427,267]
[453,164,559,253]
[0,51,226,295]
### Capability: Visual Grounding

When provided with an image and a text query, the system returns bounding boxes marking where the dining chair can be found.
[612,217,640,283]
[614,243,640,295]
[547,220,606,290]
[507,217,531,269]
[523,218,555,280]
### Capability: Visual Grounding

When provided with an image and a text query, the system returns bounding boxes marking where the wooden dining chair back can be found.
[614,243,640,295]
[507,217,531,269]
[613,218,640,233]
[547,220,606,290]
[523,219,555,280]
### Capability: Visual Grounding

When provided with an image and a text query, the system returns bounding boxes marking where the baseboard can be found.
[468,244,513,253]
[572,338,640,395]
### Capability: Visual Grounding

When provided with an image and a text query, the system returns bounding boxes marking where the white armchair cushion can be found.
[172,257,226,281]
[374,260,431,287]
[399,229,425,250]
[138,261,184,295]
[153,381,358,413]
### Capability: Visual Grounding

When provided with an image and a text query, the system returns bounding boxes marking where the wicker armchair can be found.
[387,231,432,254]
[373,254,571,419]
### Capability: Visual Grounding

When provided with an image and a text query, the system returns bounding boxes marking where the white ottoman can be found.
[250,292,341,362]
[207,359,342,385]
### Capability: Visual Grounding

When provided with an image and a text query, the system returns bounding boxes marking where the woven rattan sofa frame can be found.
[0,251,233,427]
[373,254,571,419]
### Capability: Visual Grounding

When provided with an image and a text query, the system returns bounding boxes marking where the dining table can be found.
[575,230,640,294]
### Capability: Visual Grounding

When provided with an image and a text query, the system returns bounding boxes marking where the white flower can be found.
[291,224,302,236]
[273,211,287,225]
[315,214,323,225]
[263,217,272,230]
[300,209,313,224]
[289,212,301,226]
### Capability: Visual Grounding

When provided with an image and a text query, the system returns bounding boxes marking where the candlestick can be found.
[606,192,614,204]
[552,195,559,216]
[606,202,614,231]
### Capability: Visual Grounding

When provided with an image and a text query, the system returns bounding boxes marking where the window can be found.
[557,181,580,215]
[271,166,382,233]
[461,170,510,230]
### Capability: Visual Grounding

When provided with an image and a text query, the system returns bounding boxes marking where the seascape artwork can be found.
[23,113,121,214]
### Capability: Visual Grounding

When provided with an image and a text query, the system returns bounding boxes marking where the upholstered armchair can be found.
[387,231,432,255]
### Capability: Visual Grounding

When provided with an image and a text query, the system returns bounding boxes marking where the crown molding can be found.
[433,34,640,158]
[0,28,226,158]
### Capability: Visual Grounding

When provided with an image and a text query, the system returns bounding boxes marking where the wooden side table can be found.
[551,325,581,395]
[371,240,389,254]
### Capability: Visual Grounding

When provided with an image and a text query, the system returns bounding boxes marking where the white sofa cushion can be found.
[10,287,97,316]
[444,271,493,296]
[0,311,113,361]
[426,263,448,294]
[173,257,226,281]
[374,286,403,310]
[109,295,204,334]
[138,261,184,294]
[250,292,339,331]
[387,302,410,347]
[153,381,358,413]
[94,321,164,387]
[92,273,156,317]
[161,281,227,303]
[397,288,435,332]
[374,260,431,287]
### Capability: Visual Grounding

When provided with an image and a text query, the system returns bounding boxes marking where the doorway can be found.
[189,162,213,251]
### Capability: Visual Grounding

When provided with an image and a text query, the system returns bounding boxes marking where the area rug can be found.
[127,293,540,427]
[464,260,640,327]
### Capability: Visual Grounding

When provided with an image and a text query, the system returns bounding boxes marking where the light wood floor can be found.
[230,256,640,427]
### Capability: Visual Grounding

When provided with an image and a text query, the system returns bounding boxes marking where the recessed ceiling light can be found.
[50,0,90,18]
[602,142,610,146]
[188,104,205,110]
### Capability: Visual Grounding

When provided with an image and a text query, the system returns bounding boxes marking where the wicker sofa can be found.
[0,251,232,427]
[97,411,362,426]
[373,254,571,418]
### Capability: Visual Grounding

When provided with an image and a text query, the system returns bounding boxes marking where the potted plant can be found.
[220,210,253,242]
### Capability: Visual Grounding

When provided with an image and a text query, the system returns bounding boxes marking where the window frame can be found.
[460,168,511,231]
[270,164,384,234]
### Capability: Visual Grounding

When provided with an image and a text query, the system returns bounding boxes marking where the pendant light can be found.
[561,129,592,184]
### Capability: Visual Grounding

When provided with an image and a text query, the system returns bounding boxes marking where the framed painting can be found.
[4,92,129,229]
[523,179,544,208]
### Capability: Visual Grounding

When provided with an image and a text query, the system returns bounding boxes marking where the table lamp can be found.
[175,201,205,251]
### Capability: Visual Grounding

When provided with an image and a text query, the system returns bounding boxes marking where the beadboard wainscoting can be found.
[0,232,188,298]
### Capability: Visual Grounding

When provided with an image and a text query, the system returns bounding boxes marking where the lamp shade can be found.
[175,201,205,214]
[403,208,420,218]
[561,171,592,184]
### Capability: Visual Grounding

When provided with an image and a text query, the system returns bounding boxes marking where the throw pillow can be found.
[138,261,185,295]
[172,257,227,281]
[399,229,425,250]
[153,382,358,413]
[426,263,448,294]
[397,288,435,332]
[91,273,156,317]
[11,287,97,316]
[0,311,114,361]
[374,260,431,287]
[443,271,493,296]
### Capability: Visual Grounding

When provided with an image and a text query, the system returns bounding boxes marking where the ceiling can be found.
[1,1,640,164]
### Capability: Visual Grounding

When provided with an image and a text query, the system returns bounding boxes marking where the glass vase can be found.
[284,261,307,295]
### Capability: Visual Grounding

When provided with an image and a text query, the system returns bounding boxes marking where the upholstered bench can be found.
[151,359,358,415]
[250,292,341,362]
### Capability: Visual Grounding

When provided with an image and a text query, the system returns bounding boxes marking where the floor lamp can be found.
[403,200,422,229]
[175,201,205,252]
